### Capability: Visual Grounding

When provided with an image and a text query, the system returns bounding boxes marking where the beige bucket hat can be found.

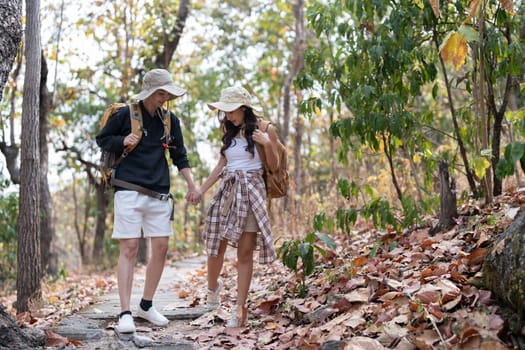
[134,69,186,101]
[207,86,261,115]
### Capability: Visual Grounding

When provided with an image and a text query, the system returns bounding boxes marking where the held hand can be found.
[185,190,195,204]
[193,188,203,204]
[186,188,202,205]
[123,133,140,147]
[252,129,270,146]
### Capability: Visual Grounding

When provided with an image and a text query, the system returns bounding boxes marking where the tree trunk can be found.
[0,0,22,184]
[39,53,57,276]
[489,22,513,198]
[382,133,403,203]
[475,2,493,204]
[92,185,109,261]
[0,0,22,103]
[430,161,458,235]
[282,0,305,144]
[293,109,304,195]
[16,0,42,313]
[483,209,525,333]
[432,26,478,198]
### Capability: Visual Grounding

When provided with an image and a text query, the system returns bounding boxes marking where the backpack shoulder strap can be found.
[129,103,143,136]
[100,102,127,128]
[125,103,143,154]
[158,107,171,144]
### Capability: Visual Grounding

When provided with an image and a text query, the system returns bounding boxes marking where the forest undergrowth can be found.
[1,188,524,349]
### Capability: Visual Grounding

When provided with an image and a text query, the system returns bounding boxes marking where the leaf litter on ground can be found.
[2,191,525,349]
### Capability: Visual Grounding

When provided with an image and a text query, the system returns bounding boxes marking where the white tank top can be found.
[225,137,263,171]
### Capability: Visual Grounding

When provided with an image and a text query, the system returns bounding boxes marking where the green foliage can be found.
[278,220,336,297]
[297,0,442,214]
[336,207,358,235]
[496,142,525,180]
[336,178,359,201]
[361,198,398,230]
[334,176,426,234]
[299,0,524,214]
[0,180,18,289]
[400,194,423,228]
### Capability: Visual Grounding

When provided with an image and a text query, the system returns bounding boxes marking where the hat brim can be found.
[208,102,263,117]
[207,102,245,112]
[135,84,186,101]
[207,102,263,117]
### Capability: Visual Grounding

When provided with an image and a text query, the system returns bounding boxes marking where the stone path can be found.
[52,255,211,349]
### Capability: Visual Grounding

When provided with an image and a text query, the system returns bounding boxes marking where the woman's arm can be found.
[198,156,227,195]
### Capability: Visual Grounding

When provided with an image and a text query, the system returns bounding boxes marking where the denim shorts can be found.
[112,190,172,239]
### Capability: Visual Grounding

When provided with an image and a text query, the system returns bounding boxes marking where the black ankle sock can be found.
[119,310,132,318]
[140,298,152,311]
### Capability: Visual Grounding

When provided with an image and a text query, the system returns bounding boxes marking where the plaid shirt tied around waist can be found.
[203,169,276,264]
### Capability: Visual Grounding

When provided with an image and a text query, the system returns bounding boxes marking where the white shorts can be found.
[112,191,173,239]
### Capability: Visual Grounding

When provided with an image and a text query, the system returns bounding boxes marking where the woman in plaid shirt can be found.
[192,86,280,328]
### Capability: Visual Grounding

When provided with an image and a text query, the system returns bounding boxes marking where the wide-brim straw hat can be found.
[207,86,262,115]
[134,69,186,101]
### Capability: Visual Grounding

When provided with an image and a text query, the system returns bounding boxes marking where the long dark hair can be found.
[219,107,258,158]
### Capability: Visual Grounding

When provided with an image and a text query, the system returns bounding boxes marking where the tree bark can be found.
[0,0,22,184]
[293,109,304,196]
[16,0,42,313]
[290,0,305,194]
[0,304,45,349]
[39,53,57,276]
[483,209,525,333]
[0,0,22,103]
[382,133,403,202]
[430,161,458,235]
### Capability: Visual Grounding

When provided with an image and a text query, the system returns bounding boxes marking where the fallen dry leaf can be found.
[465,247,488,265]
[45,329,69,347]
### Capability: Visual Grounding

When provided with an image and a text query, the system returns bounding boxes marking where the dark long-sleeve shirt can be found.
[96,101,190,194]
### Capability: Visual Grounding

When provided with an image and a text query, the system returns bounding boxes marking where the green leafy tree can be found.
[298,0,523,232]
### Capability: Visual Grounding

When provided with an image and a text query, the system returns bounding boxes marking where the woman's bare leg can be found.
[235,232,256,307]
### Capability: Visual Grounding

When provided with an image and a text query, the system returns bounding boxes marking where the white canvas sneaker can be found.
[116,314,136,333]
[206,279,223,307]
[136,306,169,326]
